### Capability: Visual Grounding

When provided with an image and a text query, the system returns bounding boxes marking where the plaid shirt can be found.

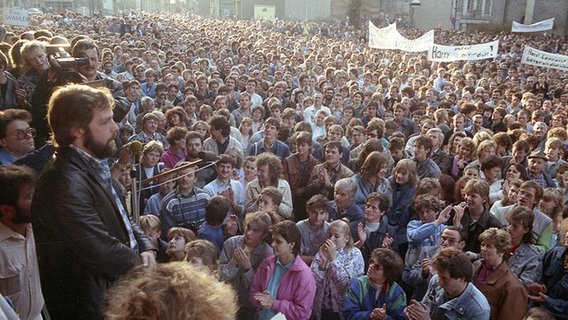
[70,146,138,253]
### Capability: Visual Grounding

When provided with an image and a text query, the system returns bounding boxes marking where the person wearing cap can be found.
[527,150,556,189]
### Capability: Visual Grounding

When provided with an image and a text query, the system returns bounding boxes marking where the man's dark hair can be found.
[155,82,168,93]
[370,248,404,285]
[216,154,235,168]
[205,195,230,226]
[208,115,230,137]
[306,194,329,212]
[414,135,433,155]
[481,154,503,171]
[366,192,391,213]
[0,109,32,139]
[71,38,99,57]
[324,141,342,153]
[432,248,473,282]
[185,131,204,146]
[0,165,35,210]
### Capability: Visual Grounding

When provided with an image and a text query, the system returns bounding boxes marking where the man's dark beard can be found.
[84,128,117,159]
[12,206,31,224]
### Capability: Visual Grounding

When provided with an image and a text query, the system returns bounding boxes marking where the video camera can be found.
[45,44,89,85]
[46,44,89,69]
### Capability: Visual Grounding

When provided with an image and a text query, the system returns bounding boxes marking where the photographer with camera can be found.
[71,39,124,97]
[31,38,126,147]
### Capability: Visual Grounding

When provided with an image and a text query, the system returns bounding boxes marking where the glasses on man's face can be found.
[12,127,37,140]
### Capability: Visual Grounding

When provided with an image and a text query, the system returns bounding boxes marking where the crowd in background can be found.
[1,9,568,320]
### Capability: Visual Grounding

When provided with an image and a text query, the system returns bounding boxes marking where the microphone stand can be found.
[131,157,140,224]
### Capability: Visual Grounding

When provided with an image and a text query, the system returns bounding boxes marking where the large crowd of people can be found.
[1,8,568,320]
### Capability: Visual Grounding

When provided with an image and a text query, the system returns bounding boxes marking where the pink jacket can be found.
[250,255,316,320]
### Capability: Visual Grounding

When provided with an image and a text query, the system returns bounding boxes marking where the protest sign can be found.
[428,40,498,62]
[521,46,568,72]
[512,18,554,33]
[368,21,433,52]
[3,8,29,27]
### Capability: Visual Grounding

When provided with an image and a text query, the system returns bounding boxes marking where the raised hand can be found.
[452,202,466,226]
[325,239,337,261]
[421,257,432,276]
[404,299,431,320]
[233,246,252,270]
[318,242,330,263]
[356,222,367,246]
[220,187,235,204]
[382,233,393,248]
[224,214,239,237]
[436,205,452,225]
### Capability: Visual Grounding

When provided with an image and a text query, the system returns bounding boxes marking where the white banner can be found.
[368,21,433,52]
[521,46,568,72]
[368,22,398,49]
[3,8,29,27]
[512,18,554,33]
[428,40,499,62]
[394,30,435,52]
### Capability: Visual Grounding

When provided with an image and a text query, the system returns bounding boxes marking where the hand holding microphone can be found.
[124,140,144,156]
[112,140,144,177]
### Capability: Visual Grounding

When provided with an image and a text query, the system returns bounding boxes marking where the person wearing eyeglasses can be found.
[403,226,466,301]
[0,109,36,165]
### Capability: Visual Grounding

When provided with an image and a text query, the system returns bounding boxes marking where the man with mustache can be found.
[0,165,44,320]
[31,84,155,320]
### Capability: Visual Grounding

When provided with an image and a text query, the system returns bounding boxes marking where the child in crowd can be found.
[256,186,283,218]
[139,215,169,263]
[311,219,365,319]
[166,227,196,262]
[185,239,219,276]
[199,195,231,254]
[143,168,175,216]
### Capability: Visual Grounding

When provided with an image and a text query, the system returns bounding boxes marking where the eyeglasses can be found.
[11,127,36,140]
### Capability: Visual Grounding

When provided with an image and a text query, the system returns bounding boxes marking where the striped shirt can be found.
[160,187,210,236]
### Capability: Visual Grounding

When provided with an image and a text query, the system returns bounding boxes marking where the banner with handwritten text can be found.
[427,41,498,62]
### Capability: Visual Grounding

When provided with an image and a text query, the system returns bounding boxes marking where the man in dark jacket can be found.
[31,84,155,320]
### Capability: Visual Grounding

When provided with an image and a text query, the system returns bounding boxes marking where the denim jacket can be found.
[422,275,490,320]
[507,242,542,286]
[541,246,568,318]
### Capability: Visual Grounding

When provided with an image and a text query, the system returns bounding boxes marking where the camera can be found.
[46,44,89,70]
[45,44,89,85]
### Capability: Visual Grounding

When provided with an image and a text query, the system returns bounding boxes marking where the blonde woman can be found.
[311,219,365,320]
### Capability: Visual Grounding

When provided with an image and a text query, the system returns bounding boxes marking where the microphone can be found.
[197,151,220,162]
[124,140,144,156]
